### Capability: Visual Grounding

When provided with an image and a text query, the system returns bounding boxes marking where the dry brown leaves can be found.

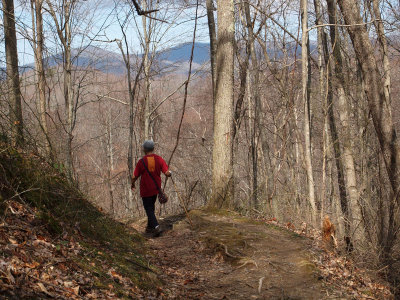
[0,199,151,299]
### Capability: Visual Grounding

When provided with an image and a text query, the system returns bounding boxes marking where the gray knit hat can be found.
[142,140,155,151]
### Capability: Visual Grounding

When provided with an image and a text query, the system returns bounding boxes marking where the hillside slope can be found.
[0,146,159,299]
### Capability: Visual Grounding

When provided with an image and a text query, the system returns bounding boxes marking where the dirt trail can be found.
[132,210,346,300]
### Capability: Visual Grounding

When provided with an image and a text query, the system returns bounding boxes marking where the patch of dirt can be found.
[132,210,350,299]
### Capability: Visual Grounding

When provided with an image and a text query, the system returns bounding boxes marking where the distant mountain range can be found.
[20,42,211,76]
[19,41,316,76]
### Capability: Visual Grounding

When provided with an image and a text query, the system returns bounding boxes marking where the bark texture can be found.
[209,0,235,208]
[301,0,317,222]
[327,0,363,245]
[3,0,23,146]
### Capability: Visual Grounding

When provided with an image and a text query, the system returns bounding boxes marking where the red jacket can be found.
[134,154,168,197]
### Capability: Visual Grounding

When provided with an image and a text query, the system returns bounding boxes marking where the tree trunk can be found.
[371,0,391,108]
[141,1,151,141]
[244,1,260,208]
[314,0,325,223]
[209,0,235,209]
[327,0,363,245]
[106,108,115,215]
[31,0,51,156]
[3,0,23,146]
[319,19,351,246]
[206,0,217,102]
[64,10,73,176]
[301,0,317,223]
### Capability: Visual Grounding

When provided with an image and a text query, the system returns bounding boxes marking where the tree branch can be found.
[130,0,158,16]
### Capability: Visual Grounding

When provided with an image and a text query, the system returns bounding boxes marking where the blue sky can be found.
[12,0,210,66]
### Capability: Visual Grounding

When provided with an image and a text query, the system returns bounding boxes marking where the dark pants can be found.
[142,195,159,229]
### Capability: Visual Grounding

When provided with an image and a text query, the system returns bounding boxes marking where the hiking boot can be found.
[145,227,154,234]
[153,225,163,237]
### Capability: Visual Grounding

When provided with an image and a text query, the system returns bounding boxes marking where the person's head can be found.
[142,140,155,154]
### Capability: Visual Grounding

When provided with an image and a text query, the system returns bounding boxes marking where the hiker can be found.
[131,140,171,236]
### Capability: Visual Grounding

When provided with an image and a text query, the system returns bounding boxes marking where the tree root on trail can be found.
[217,242,242,259]
[235,258,258,270]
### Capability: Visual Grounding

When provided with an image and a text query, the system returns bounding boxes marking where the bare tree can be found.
[326,0,363,247]
[30,0,51,156]
[301,0,317,223]
[45,0,74,175]
[2,0,23,146]
[209,0,235,208]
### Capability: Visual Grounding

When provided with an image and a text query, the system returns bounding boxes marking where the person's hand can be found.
[165,170,172,177]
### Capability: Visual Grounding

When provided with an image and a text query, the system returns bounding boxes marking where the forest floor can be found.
[131,210,392,300]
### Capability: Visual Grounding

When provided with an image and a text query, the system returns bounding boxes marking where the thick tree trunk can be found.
[301,0,317,223]
[209,0,235,209]
[3,0,23,146]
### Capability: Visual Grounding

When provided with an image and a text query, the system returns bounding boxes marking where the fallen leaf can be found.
[8,237,18,245]
[25,262,40,269]
[6,268,15,284]
[37,282,52,297]
[64,281,74,288]
[72,286,79,295]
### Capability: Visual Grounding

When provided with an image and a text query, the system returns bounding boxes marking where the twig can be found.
[171,177,193,228]
[94,94,128,106]
[124,257,159,274]
[29,274,79,298]
[307,19,380,32]
[258,276,265,294]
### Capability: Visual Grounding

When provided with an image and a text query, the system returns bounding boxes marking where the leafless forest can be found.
[1,0,400,296]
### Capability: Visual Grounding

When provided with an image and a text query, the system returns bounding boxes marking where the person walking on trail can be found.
[131,140,171,236]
